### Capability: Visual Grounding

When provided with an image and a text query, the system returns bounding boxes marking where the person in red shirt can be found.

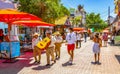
[102,33,108,47]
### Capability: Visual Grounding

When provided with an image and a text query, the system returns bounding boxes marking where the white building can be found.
[74,8,86,27]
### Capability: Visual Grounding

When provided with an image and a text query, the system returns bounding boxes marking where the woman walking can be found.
[92,33,102,64]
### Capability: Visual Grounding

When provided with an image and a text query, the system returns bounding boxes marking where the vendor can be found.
[0,29,4,42]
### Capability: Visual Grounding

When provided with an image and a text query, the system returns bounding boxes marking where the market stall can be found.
[0,9,42,63]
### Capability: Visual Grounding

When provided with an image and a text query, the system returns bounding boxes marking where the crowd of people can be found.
[0,27,116,66]
[32,28,77,66]
[31,27,117,66]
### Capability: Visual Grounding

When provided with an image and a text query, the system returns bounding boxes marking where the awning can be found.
[55,16,67,25]
[73,27,84,31]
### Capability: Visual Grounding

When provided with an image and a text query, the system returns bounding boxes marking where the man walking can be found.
[66,28,76,64]
[76,32,82,48]
[46,32,56,66]
[55,32,63,59]
[84,32,87,42]
[32,33,41,64]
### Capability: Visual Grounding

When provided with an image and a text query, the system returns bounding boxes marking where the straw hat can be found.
[33,33,39,36]
[53,31,61,35]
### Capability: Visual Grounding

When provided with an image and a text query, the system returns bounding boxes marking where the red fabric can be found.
[103,34,108,41]
[67,44,75,51]
[0,14,41,24]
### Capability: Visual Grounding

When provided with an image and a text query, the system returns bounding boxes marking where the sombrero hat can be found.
[53,31,61,35]
[33,33,39,36]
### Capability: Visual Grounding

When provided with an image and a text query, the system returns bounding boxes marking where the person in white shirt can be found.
[32,33,41,64]
[54,32,63,59]
[66,28,76,64]
[76,32,81,48]
[45,32,56,66]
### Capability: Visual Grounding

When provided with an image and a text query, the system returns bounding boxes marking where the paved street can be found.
[0,38,120,74]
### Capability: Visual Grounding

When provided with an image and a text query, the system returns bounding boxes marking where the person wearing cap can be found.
[32,33,41,64]
[54,32,63,59]
[45,32,56,66]
[66,28,76,64]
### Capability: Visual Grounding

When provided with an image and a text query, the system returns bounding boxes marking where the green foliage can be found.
[69,8,75,14]
[86,13,108,32]
[71,16,82,26]
[16,0,70,23]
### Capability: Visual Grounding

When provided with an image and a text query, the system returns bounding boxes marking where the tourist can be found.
[102,32,108,47]
[110,33,115,45]
[66,28,76,64]
[84,32,87,42]
[76,32,82,48]
[92,33,102,64]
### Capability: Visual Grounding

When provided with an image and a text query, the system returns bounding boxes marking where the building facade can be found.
[114,0,120,34]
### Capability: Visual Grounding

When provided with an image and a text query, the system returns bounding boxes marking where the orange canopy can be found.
[0,9,41,24]
[12,20,54,27]
[0,9,26,14]
[73,28,84,31]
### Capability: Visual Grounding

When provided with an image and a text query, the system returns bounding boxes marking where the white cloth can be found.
[111,36,115,40]
[55,36,63,43]
[76,34,81,40]
[93,43,100,54]
[32,37,39,49]
[49,36,56,47]
[66,32,76,44]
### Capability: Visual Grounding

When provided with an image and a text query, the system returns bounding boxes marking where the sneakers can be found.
[37,61,40,64]
[45,64,50,66]
[69,60,73,65]
[34,61,37,63]
[54,60,56,63]
[34,61,40,64]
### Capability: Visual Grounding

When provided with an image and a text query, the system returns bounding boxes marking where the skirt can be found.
[93,43,100,54]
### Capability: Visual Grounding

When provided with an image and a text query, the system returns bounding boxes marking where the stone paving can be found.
[0,39,120,74]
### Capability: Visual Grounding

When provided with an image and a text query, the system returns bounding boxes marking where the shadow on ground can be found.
[115,55,120,64]
[0,51,35,74]
[62,61,75,67]
[32,65,51,70]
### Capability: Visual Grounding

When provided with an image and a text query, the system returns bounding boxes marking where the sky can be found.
[61,0,116,20]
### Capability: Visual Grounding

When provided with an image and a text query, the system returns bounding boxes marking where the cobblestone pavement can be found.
[0,39,120,74]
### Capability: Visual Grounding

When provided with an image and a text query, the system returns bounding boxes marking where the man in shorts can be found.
[66,28,76,64]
